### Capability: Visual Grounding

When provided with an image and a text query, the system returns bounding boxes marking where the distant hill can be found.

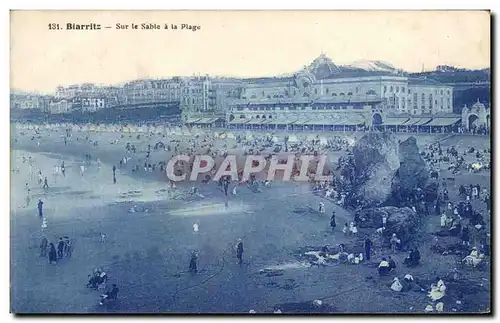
[409,68,490,84]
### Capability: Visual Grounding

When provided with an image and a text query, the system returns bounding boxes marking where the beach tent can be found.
[287,135,298,143]
[319,137,328,145]
[271,136,280,143]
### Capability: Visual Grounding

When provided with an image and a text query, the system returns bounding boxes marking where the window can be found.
[366,90,376,95]
[262,91,265,97]
[441,90,443,95]
[340,93,345,96]
[239,114,245,118]
[402,87,405,93]
[429,94,433,109]
[384,85,387,93]
[314,89,318,95]
[326,88,329,94]
[332,93,337,96]
[390,86,393,92]
[396,87,399,93]
[447,90,450,95]
[356,87,359,93]
[347,92,353,96]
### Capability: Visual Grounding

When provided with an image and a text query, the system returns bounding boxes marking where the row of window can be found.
[384,85,451,96]
[235,105,365,111]
[250,89,378,99]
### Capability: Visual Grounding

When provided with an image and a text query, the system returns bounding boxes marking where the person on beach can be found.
[48,243,57,264]
[37,199,43,218]
[43,177,49,191]
[57,237,65,259]
[25,189,31,207]
[236,239,244,264]
[40,236,48,257]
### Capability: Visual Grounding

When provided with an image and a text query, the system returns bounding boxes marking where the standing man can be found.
[37,199,44,218]
[330,211,337,231]
[57,237,65,259]
[364,236,373,261]
[112,165,117,184]
[236,239,244,264]
[43,177,49,191]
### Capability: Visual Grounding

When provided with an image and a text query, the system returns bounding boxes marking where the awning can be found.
[304,120,331,125]
[246,118,267,125]
[414,118,432,126]
[229,118,251,124]
[266,119,295,125]
[405,118,424,126]
[290,119,310,125]
[185,118,202,123]
[383,118,411,126]
[194,118,215,124]
[426,118,461,126]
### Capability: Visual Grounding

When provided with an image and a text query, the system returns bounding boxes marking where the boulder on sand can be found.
[354,206,420,245]
[392,137,428,199]
[351,132,400,207]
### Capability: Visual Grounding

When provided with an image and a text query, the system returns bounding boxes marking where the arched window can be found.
[340,93,345,96]
[332,93,337,96]
[251,95,256,99]
[366,90,376,95]
[267,95,271,99]
[347,92,353,96]
[268,115,272,119]
[239,114,245,119]
[256,115,260,118]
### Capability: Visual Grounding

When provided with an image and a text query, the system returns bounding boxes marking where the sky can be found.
[10,10,490,94]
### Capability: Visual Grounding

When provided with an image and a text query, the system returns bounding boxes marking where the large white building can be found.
[183,54,457,131]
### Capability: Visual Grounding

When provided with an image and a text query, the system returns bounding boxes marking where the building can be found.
[80,97,106,112]
[10,93,46,110]
[461,100,490,130]
[121,78,182,106]
[183,54,455,130]
[181,77,241,126]
[48,99,74,114]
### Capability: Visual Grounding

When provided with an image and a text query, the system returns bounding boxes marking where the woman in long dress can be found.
[48,243,57,264]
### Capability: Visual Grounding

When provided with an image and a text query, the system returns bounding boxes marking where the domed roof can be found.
[306,54,341,80]
[471,99,487,110]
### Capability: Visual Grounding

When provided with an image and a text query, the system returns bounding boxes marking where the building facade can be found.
[48,99,74,114]
[10,93,47,110]
[184,54,455,130]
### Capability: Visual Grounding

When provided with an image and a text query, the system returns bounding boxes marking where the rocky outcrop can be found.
[392,137,429,198]
[351,132,400,207]
[354,206,421,245]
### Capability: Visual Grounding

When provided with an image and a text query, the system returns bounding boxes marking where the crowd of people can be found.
[12,123,491,313]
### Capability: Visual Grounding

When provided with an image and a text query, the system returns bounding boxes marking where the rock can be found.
[354,206,419,245]
[392,137,428,199]
[351,132,400,207]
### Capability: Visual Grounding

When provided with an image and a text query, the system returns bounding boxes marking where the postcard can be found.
[10,10,491,314]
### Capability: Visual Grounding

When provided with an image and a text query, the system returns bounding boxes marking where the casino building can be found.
[185,54,460,133]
